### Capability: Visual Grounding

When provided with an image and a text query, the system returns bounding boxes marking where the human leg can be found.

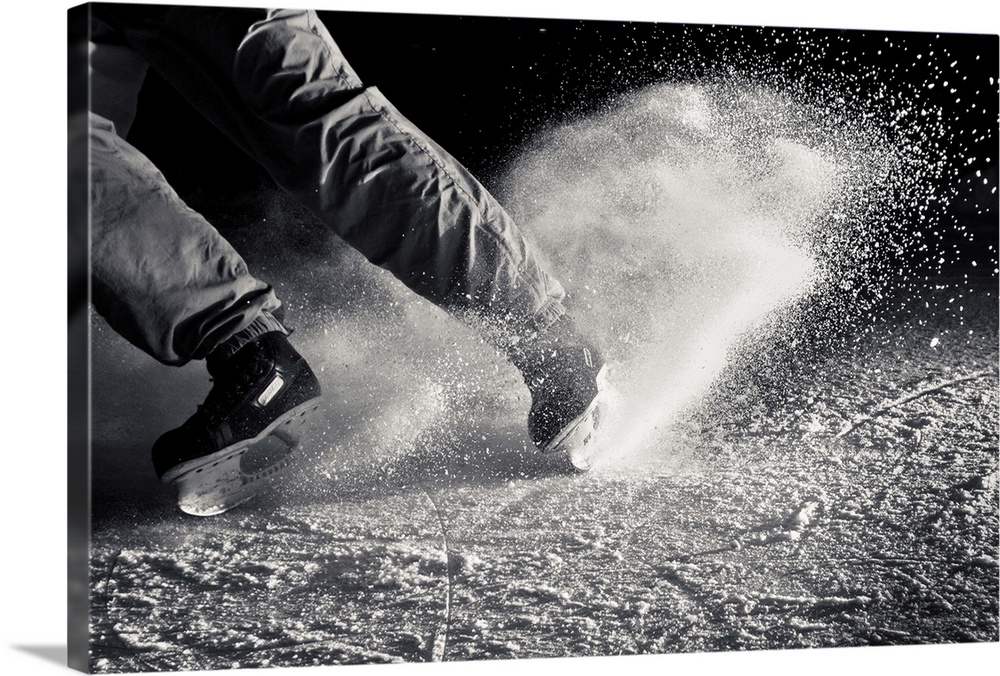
[89,111,288,363]
[233,10,610,458]
[88,23,323,512]
[90,5,607,459]
[91,6,566,345]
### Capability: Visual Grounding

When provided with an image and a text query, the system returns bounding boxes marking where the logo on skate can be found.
[257,375,285,407]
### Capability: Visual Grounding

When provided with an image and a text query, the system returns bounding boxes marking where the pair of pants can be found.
[86,5,566,365]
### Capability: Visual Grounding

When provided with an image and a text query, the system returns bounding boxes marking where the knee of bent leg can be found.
[233,9,363,121]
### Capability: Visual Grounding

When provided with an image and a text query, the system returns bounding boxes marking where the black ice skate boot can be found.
[509,315,610,470]
[153,331,322,516]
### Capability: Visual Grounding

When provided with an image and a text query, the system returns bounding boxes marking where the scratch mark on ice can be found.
[417,482,453,662]
[835,369,997,439]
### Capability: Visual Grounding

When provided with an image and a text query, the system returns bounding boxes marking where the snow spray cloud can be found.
[244,27,994,480]
[496,77,942,468]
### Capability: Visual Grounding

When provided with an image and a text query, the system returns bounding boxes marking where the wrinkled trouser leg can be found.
[89,113,287,363]
[88,16,286,364]
[92,6,566,350]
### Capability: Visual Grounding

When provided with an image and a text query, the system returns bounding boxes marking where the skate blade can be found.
[165,400,320,516]
[171,430,296,516]
[544,365,611,471]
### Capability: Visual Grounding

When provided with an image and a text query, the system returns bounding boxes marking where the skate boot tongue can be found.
[203,339,272,413]
[206,332,271,380]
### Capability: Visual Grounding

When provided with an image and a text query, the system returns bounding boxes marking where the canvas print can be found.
[68,2,998,673]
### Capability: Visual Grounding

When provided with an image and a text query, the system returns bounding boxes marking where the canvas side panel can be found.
[68,3,92,673]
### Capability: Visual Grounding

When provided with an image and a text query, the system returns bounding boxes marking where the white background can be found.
[3,1,998,675]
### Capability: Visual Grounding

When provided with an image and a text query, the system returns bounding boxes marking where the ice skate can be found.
[510,316,611,470]
[153,331,322,516]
